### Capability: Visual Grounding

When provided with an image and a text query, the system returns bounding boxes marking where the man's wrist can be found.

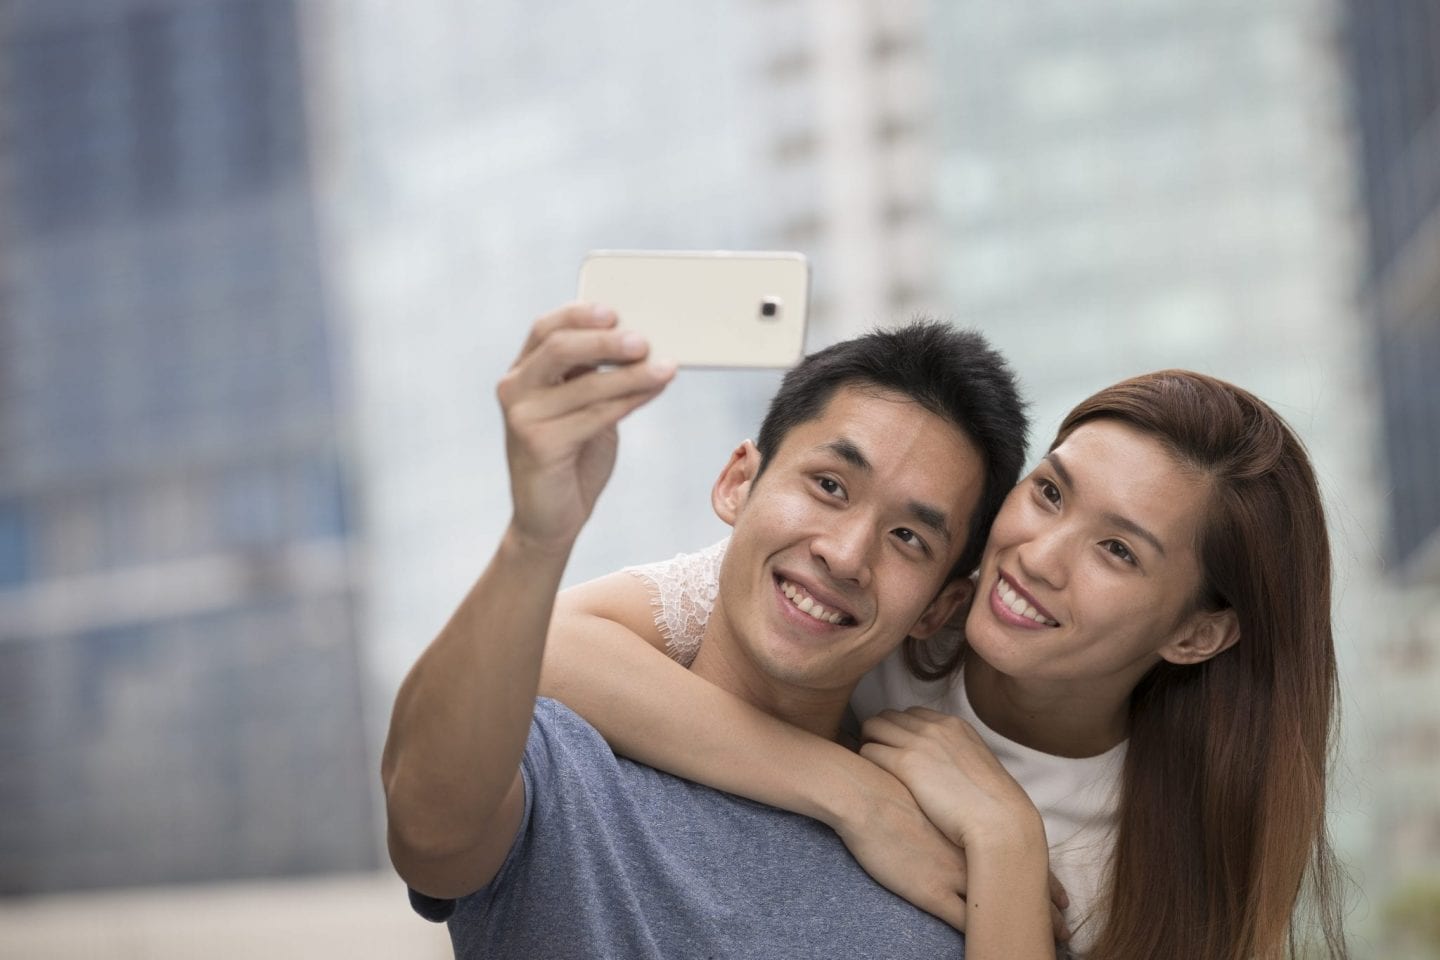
[502,519,580,564]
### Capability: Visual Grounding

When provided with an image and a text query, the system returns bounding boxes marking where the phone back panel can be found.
[577,251,809,368]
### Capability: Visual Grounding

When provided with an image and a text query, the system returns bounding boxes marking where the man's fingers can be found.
[506,327,655,395]
[528,383,670,452]
[515,357,676,425]
[517,302,616,361]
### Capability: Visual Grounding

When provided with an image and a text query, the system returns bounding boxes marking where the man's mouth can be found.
[777,577,855,626]
[995,573,1059,626]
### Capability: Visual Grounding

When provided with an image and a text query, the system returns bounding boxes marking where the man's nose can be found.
[812,516,875,589]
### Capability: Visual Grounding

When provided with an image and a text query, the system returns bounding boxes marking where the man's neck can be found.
[689,619,853,743]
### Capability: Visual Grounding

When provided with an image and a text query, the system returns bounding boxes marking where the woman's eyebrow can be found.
[1045,451,1167,557]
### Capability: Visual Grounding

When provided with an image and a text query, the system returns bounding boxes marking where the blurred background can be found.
[0,0,1435,956]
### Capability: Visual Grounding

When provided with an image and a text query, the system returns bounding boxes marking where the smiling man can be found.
[381,303,1027,959]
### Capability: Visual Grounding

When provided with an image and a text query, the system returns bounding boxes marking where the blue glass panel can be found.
[0,501,30,587]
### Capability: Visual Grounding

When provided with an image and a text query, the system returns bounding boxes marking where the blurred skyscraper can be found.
[1342,0,1440,925]
[0,0,376,893]
[920,0,1391,923]
[312,1,766,700]
[748,0,943,331]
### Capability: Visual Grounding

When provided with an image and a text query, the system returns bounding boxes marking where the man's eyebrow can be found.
[822,438,871,472]
[906,501,953,547]
[1044,451,1167,557]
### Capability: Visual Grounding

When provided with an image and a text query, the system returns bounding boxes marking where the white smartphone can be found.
[577,250,810,368]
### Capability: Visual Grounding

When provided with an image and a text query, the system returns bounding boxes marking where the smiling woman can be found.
[965,419,1233,758]
[1019,372,1348,960]
[540,369,1350,960]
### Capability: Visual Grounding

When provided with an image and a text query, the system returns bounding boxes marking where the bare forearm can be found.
[960,818,1056,960]
[383,527,570,857]
[539,616,866,826]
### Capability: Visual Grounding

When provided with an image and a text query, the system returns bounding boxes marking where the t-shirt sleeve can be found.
[405,707,553,923]
[622,538,727,666]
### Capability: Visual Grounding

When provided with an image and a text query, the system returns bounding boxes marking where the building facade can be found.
[1343,0,1440,942]
[925,0,1389,901]
[0,0,375,893]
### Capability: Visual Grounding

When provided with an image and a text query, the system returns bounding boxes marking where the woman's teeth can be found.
[781,580,848,625]
[998,577,1058,626]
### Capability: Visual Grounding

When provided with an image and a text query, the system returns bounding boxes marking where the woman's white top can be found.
[626,539,1123,956]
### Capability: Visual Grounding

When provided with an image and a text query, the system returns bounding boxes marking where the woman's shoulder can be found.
[850,644,962,721]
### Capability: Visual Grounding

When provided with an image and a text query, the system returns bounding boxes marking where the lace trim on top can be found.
[622,538,727,666]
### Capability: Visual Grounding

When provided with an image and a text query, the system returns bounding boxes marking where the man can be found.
[382,302,1030,958]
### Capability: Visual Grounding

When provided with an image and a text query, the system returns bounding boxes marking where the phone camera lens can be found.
[760,298,781,319]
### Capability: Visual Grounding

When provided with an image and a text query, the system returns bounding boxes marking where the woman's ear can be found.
[712,441,763,526]
[910,576,976,640]
[1160,607,1240,666]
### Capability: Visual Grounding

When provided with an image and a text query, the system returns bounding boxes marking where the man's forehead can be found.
[783,396,982,534]
[786,385,939,439]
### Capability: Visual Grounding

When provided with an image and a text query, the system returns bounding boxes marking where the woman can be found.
[539,370,1349,959]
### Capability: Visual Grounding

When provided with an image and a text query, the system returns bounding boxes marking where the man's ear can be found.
[910,576,976,640]
[712,441,762,527]
[1159,607,1240,666]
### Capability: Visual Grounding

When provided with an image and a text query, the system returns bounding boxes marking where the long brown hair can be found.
[1055,371,1348,959]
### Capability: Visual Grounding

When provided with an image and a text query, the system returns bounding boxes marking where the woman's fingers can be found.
[926,893,968,934]
[1050,870,1069,911]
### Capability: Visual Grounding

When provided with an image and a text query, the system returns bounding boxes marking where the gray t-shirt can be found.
[411,698,966,959]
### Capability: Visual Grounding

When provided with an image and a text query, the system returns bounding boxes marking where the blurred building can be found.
[309,1,785,701]
[1342,0,1440,924]
[750,0,943,333]
[0,0,376,893]
[923,0,1391,914]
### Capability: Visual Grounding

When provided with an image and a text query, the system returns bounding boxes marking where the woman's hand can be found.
[860,707,1070,947]
[834,751,1070,943]
[832,761,971,931]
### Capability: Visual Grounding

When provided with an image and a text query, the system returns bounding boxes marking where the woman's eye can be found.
[1104,540,1137,565]
[1036,478,1061,505]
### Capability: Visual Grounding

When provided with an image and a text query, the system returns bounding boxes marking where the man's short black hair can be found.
[755,319,1029,584]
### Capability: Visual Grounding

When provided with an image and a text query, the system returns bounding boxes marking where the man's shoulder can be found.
[523,697,621,779]
[530,696,598,736]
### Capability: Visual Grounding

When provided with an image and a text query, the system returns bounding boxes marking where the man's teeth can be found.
[781,580,847,625]
[998,578,1058,626]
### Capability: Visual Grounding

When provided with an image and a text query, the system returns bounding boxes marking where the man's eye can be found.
[894,528,925,551]
[817,477,843,497]
[1104,540,1136,565]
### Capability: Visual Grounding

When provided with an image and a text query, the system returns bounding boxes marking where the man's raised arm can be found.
[380,303,675,899]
